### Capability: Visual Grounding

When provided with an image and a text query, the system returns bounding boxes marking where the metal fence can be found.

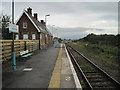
[0,40,39,62]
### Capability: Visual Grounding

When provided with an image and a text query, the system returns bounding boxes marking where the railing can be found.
[0,40,39,62]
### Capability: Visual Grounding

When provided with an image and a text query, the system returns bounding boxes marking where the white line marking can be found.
[64,44,82,90]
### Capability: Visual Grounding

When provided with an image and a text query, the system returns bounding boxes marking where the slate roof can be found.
[16,10,52,36]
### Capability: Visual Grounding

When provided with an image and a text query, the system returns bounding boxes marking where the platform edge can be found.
[64,44,82,90]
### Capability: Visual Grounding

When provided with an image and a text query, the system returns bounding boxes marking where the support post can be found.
[12,53,16,70]
[12,0,16,70]
[39,33,41,50]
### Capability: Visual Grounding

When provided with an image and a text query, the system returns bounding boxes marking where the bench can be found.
[20,50,32,61]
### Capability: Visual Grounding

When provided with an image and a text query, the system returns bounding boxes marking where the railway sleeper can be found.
[88,79,107,82]
[93,86,118,89]
[83,71,97,73]
[84,72,103,76]
[81,68,97,72]
[92,85,118,89]
[86,75,106,78]
[91,82,116,87]
[85,75,105,79]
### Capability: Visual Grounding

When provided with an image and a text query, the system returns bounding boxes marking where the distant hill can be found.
[77,33,120,46]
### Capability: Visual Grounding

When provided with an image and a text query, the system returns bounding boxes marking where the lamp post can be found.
[55,28,58,38]
[53,27,58,37]
[45,14,50,25]
[51,25,55,46]
[52,25,55,37]
[55,26,61,38]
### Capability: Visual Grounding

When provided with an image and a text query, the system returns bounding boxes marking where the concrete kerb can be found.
[64,44,82,90]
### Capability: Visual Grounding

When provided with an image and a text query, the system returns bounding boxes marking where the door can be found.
[23,34,28,40]
[32,34,36,40]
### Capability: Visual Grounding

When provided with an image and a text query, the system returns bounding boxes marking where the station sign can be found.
[9,23,19,33]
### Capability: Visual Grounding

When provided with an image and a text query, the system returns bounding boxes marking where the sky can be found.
[1,0,119,39]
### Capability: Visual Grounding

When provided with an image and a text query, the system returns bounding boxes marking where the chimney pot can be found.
[27,7,32,15]
[41,20,46,26]
[34,13,38,20]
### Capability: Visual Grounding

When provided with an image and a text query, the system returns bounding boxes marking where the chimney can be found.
[34,13,37,20]
[27,7,32,15]
[41,20,46,26]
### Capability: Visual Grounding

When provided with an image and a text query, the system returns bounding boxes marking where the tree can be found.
[2,15,13,40]
[82,33,118,46]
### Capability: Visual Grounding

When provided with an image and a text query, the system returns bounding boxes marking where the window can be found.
[23,22,27,28]
[32,34,36,40]
[23,34,28,40]
[15,34,19,40]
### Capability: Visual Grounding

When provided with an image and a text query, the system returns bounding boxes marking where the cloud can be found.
[100,14,118,21]
[47,25,105,39]
[82,2,118,13]
[2,0,120,2]
[48,25,118,39]
[2,2,118,39]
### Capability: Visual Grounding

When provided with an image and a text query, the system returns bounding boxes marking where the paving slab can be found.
[60,45,76,88]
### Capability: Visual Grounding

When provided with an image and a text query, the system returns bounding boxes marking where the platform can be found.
[2,42,60,88]
[48,44,82,89]
[2,43,82,89]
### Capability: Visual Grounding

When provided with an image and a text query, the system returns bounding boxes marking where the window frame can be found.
[23,34,28,40]
[32,34,36,40]
[23,22,27,29]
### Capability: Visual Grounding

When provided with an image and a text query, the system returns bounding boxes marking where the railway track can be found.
[66,44,120,89]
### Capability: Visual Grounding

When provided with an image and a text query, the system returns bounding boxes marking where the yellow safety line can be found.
[48,46,62,88]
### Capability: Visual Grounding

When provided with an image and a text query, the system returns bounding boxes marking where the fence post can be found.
[12,52,16,70]
[24,41,27,50]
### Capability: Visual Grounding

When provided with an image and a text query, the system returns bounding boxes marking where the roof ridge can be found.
[16,8,53,36]
[29,15,52,35]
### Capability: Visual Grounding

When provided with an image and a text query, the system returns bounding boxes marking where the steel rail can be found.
[67,46,93,90]
[67,44,120,86]
[66,43,120,88]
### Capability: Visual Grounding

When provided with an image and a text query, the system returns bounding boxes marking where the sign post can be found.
[9,23,19,70]
[9,24,18,33]
[10,0,19,70]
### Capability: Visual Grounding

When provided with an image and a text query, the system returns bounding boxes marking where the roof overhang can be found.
[16,10,41,32]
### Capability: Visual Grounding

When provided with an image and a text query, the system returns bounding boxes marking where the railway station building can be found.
[16,7,53,49]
